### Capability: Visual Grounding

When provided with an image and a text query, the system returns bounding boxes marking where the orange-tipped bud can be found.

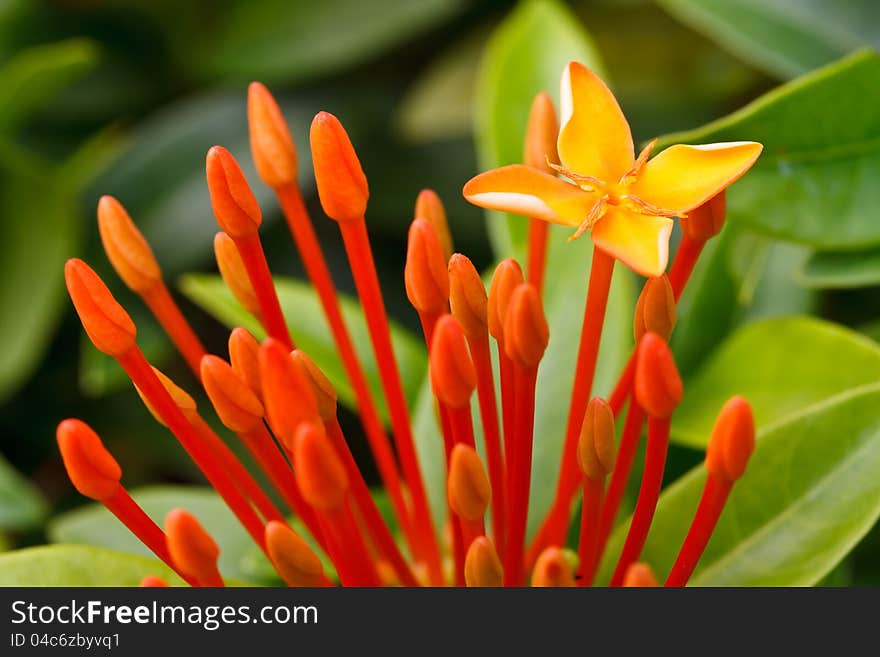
[405,218,449,315]
[448,253,488,340]
[291,350,337,421]
[577,398,616,480]
[214,232,260,316]
[680,191,726,242]
[634,332,682,419]
[524,91,559,173]
[464,536,503,587]
[429,315,476,408]
[622,562,658,587]
[531,546,576,587]
[229,327,262,402]
[140,575,169,587]
[134,367,198,427]
[64,259,136,358]
[503,283,549,369]
[447,444,491,521]
[265,520,325,587]
[165,509,221,584]
[487,258,523,342]
[706,395,755,484]
[56,419,122,502]
[259,338,319,448]
[291,421,349,511]
[247,82,298,188]
[206,146,262,239]
[633,274,676,343]
[97,195,161,295]
[310,111,368,223]
[415,189,452,260]
[201,355,264,434]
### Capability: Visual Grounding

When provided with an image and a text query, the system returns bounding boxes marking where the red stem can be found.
[576,477,605,587]
[665,475,731,587]
[318,503,381,587]
[142,282,206,379]
[338,217,442,585]
[235,233,293,349]
[276,185,411,544]
[610,415,670,586]
[668,234,705,301]
[526,219,549,296]
[498,348,515,480]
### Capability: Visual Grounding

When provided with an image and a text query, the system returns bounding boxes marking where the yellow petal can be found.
[591,206,673,278]
[557,61,634,182]
[630,141,763,213]
[463,164,598,227]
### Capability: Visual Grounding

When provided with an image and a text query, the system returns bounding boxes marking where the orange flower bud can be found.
[200,355,264,434]
[706,395,755,484]
[214,232,260,316]
[622,562,658,587]
[309,111,368,223]
[415,189,452,260]
[680,191,726,242]
[164,509,221,584]
[447,444,491,521]
[633,274,675,343]
[405,218,449,316]
[134,367,198,428]
[140,576,169,587]
[634,332,682,419]
[205,146,262,239]
[259,338,319,448]
[56,419,122,502]
[291,421,349,511]
[247,82,298,188]
[290,349,337,421]
[448,253,488,340]
[97,195,161,295]
[64,258,136,358]
[531,546,576,587]
[524,91,559,173]
[487,258,523,343]
[265,520,325,587]
[503,283,549,369]
[229,327,262,402]
[577,397,616,480]
[464,536,503,587]
[429,315,476,408]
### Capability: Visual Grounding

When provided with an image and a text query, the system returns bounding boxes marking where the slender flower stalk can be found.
[668,192,726,299]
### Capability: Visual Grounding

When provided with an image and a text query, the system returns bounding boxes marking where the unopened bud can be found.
[292,421,349,511]
[56,419,122,502]
[97,195,161,294]
[405,218,449,315]
[623,562,658,587]
[524,92,559,173]
[464,536,502,587]
[214,232,260,316]
[201,355,264,434]
[134,367,198,427]
[447,444,491,521]
[291,350,337,421]
[206,146,262,239]
[503,284,549,369]
[429,315,476,408]
[310,111,368,223]
[487,259,523,342]
[247,82,298,188]
[259,338,319,448]
[634,332,682,418]
[448,253,488,340]
[165,509,221,584]
[531,546,576,587]
[265,520,325,587]
[577,398,616,480]
[415,189,452,260]
[680,191,726,242]
[65,259,136,358]
[633,274,675,343]
[706,395,755,483]
[229,328,262,402]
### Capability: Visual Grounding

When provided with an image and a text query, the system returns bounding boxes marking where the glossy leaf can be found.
[475,0,603,258]
[49,486,262,584]
[598,384,880,586]
[799,247,880,289]
[202,0,464,84]
[656,50,880,249]
[673,317,880,447]
[180,274,426,424]
[657,0,879,79]
[0,545,184,586]
[0,453,47,531]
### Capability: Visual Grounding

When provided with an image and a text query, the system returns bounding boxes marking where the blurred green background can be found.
[1,0,879,583]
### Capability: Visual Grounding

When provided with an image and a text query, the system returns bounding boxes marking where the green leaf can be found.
[414,225,634,535]
[656,0,879,79]
[49,485,264,584]
[475,0,603,258]
[656,50,880,250]
[0,452,47,532]
[0,545,184,586]
[799,247,880,289]
[0,39,99,133]
[597,384,880,586]
[673,317,880,447]
[202,0,464,84]
[179,274,426,423]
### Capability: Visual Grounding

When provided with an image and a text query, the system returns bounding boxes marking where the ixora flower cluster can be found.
[58,62,762,587]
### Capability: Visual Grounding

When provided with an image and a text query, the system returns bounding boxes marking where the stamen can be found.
[620,193,679,218]
[620,138,657,184]
[569,198,606,241]
[548,162,604,190]
[464,536,503,587]
[265,520,329,587]
[524,92,559,294]
[624,563,658,587]
[415,189,453,261]
[531,547,576,587]
[165,509,224,587]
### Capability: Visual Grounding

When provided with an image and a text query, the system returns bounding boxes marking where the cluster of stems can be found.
[58,83,754,587]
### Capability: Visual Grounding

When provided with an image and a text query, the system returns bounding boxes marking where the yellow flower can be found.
[463,62,763,277]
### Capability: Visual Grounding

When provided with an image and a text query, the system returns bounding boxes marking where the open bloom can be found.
[463,61,763,277]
